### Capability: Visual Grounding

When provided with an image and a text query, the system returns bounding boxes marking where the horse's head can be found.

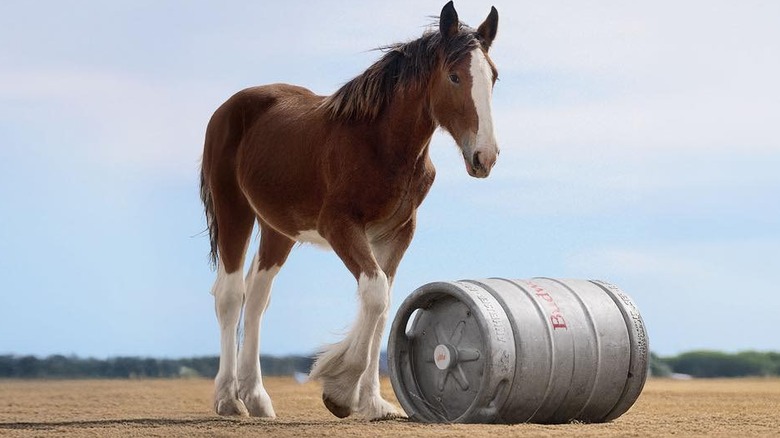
[431,2,499,179]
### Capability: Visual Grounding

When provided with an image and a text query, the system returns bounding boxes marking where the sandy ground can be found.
[1,377,779,437]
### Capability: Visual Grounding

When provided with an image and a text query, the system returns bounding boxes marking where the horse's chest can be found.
[369,165,434,223]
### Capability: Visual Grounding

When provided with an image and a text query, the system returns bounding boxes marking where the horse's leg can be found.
[309,214,389,419]
[356,221,416,420]
[211,186,255,416]
[237,224,294,417]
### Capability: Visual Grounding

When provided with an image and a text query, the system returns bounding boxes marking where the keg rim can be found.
[388,281,515,423]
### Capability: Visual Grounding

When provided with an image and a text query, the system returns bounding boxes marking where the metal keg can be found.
[387,278,648,424]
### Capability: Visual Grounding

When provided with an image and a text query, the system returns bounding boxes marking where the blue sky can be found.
[1,1,778,359]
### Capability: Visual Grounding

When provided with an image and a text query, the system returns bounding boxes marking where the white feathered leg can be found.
[309,271,390,418]
[237,256,280,418]
[356,276,399,419]
[213,262,248,416]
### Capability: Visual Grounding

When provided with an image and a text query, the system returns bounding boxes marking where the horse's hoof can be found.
[216,397,249,416]
[242,395,277,418]
[239,385,277,418]
[323,394,352,418]
[358,396,403,421]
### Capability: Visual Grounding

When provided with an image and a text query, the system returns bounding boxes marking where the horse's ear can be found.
[477,6,499,50]
[439,1,459,40]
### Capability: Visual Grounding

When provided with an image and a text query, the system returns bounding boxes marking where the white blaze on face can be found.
[469,47,496,149]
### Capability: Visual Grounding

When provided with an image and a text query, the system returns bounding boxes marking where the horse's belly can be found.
[293,229,332,250]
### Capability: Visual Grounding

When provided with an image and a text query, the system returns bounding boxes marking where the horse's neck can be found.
[373,89,437,166]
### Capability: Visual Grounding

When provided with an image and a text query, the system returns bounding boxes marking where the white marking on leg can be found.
[238,264,280,417]
[309,271,389,416]
[213,262,248,415]
[357,272,389,316]
[469,47,497,150]
[244,253,259,292]
[357,275,399,419]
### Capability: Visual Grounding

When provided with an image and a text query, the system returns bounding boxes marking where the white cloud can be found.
[3,1,778,185]
[0,69,225,179]
[563,239,780,355]
[568,245,702,279]
[576,237,778,270]
[490,1,780,160]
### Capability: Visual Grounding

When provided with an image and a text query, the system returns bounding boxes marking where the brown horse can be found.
[200,1,499,420]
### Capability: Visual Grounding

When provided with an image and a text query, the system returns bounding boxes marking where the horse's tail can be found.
[200,90,258,270]
[200,164,219,269]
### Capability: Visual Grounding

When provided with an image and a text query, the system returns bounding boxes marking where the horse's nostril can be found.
[472,151,483,170]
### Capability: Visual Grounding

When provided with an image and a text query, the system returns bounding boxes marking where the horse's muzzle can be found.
[467,147,498,178]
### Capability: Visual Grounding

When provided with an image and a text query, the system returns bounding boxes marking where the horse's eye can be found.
[449,74,460,84]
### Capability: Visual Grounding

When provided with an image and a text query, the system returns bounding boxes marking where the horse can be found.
[200,1,500,420]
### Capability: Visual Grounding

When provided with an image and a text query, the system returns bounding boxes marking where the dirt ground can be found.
[1,377,779,437]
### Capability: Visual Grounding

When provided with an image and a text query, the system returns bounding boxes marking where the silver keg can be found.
[387,278,648,423]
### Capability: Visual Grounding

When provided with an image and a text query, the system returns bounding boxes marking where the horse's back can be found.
[232,84,321,113]
[207,84,321,137]
[237,84,326,142]
[203,83,324,169]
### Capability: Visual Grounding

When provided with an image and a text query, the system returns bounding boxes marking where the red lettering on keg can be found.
[536,292,553,302]
[528,281,568,330]
[550,314,567,329]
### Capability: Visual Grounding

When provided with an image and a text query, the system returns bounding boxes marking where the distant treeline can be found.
[1,351,779,379]
[0,354,314,379]
[650,351,780,378]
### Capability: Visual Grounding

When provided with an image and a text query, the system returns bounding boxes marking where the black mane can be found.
[321,24,481,121]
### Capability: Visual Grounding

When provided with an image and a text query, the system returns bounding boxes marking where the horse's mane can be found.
[321,24,481,122]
